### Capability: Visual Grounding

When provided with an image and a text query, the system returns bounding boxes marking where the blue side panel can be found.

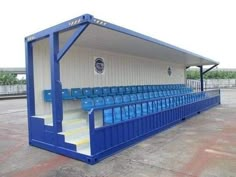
[90,96,220,162]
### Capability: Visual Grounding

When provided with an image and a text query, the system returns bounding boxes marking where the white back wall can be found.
[61,46,185,87]
[33,39,186,115]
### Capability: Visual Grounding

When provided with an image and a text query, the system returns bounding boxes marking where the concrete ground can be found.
[0,89,235,177]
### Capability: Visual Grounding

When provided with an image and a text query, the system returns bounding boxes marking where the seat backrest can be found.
[81,98,94,111]
[149,92,155,99]
[131,86,137,93]
[82,88,92,97]
[122,95,131,103]
[43,90,52,102]
[71,88,83,98]
[114,95,122,104]
[147,85,153,92]
[143,92,150,100]
[137,86,143,93]
[104,96,114,105]
[93,87,102,96]
[62,89,71,99]
[94,97,105,107]
[130,94,137,102]
[137,93,144,100]
[152,85,157,92]
[154,91,159,98]
[111,87,118,95]
[102,87,110,96]
[143,85,148,92]
[124,86,131,94]
[118,87,125,95]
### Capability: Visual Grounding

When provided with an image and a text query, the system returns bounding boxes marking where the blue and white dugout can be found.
[25,14,220,164]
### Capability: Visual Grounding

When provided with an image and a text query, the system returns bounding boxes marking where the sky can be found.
[0,0,235,68]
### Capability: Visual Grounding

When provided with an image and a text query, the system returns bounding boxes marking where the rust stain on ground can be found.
[10,156,71,177]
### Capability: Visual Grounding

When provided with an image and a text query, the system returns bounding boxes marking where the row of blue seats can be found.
[81,90,200,111]
[44,85,192,102]
[81,92,205,124]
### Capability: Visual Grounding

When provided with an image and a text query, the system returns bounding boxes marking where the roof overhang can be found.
[27,14,219,67]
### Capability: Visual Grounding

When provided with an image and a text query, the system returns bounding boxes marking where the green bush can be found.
[0,71,26,85]
[187,70,236,79]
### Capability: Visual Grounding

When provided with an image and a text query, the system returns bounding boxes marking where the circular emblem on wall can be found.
[95,57,104,74]
[167,67,172,76]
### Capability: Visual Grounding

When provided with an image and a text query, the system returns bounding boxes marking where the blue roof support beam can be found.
[57,23,89,62]
[50,32,63,134]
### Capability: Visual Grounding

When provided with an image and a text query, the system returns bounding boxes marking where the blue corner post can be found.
[199,66,204,91]
[50,33,63,135]
[25,40,35,143]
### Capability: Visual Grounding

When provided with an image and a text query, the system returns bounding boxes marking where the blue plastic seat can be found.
[82,88,93,97]
[149,92,155,99]
[94,97,105,108]
[104,96,114,105]
[110,87,118,96]
[143,92,150,100]
[118,87,125,95]
[152,85,157,92]
[137,93,144,100]
[130,94,137,102]
[137,86,143,93]
[104,96,114,125]
[102,87,110,96]
[62,89,74,100]
[143,85,148,93]
[156,85,161,91]
[122,95,131,103]
[114,95,123,104]
[93,87,102,97]
[43,90,52,102]
[147,85,153,92]
[111,95,123,123]
[154,91,159,98]
[124,86,131,94]
[71,88,86,99]
[122,95,131,119]
[131,86,137,93]
[81,98,94,111]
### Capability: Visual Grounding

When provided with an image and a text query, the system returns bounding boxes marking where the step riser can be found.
[62,121,87,131]
[64,131,89,142]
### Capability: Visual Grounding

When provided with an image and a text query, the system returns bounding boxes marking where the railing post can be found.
[199,66,204,92]
[89,110,95,155]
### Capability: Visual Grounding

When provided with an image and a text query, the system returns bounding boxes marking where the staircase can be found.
[39,110,91,155]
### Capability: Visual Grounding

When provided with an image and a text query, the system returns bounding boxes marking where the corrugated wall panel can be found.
[33,40,185,115]
[33,39,52,115]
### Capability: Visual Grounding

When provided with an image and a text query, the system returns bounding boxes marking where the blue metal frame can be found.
[25,14,220,165]
[25,41,35,143]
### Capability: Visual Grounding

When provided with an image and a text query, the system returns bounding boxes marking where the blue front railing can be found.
[88,89,220,156]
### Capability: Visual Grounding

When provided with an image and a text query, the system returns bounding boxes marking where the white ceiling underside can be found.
[59,24,218,67]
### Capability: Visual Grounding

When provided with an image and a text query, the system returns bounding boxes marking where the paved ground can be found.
[0,89,235,177]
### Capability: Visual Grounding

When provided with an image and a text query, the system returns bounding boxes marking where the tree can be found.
[0,71,18,85]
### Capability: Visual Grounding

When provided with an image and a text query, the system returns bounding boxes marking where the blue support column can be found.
[50,33,63,135]
[25,40,35,143]
[199,66,204,91]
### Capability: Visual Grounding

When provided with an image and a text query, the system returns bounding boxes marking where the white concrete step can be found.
[58,126,89,142]
[62,118,87,131]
